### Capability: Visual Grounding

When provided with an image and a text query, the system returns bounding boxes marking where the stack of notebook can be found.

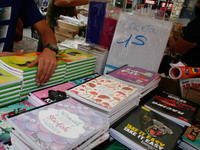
[66,75,140,124]
[56,49,97,82]
[77,44,108,74]
[70,73,100,85]
[0,100,34,148]
[7,98,109,150]
[109,106,184,150]
[104,64,161,98]
[28,82,76,107]
[0,67,22,106]
[0,52,66,98]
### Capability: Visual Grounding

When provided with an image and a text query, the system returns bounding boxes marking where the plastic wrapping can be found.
[106,12,173,72]
[99,3,119,50]
[86,0,119,50]
[86,0,107,45]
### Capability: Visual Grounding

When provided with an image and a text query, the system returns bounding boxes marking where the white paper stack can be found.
[66,75,140,125]
[78,44,108,74]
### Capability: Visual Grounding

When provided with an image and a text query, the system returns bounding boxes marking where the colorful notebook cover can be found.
[30,82,76,104]
[181,118,200,149]
[0,101,34,143]
[110,106,183,150]
[179,77,200,99]
[0,68,22,87]
[56,49,96,63]
[107,65,160,88]
[0,52,41,73]
[7,98,109,150]
[71,73,100,85]
[144,91,197,126]
[0,52,66,74]
[68,76,138,109]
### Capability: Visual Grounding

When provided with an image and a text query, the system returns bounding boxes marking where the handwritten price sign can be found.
[117,23,157,48]
[107,13,172,72]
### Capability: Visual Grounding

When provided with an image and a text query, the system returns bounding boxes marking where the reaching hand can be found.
[0,49,24,57]
[27,48,57,86]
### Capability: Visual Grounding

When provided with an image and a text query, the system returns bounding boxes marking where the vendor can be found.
[167,0,200,67]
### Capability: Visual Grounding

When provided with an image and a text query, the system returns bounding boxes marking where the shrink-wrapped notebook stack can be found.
[77,44,108,74]
[104,64,161,98]
[0,52,66,98]
[6,98,110,150]
[66,75,140,124]
[0,67,22,106]
[56,49,97,82]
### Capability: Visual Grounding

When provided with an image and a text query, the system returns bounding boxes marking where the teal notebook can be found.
[0,100,35,143]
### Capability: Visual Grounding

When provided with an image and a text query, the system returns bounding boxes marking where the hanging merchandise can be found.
[86,0,107,45]
[99,2,119,50]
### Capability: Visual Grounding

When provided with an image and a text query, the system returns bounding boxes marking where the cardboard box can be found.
[57,20,80,31]
[54,26,78,38]
[54,33,70,43]
[158,77,181,97]
[186,87,200,105]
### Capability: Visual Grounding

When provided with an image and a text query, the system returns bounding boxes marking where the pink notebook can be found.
[29,82,76,106]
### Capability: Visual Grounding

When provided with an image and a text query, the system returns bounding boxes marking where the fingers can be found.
[14,49,24,55]
[26,49,57,86]
[46,64,57,83]
[0,49,24,57]
[27,59,38,68]
[35,57,45,86]
[35,57,57,86]
[37,59,50,86]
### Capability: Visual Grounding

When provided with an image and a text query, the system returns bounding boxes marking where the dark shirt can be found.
[46,0,75,31]
[181,16,200,67]
[0,0,44,52]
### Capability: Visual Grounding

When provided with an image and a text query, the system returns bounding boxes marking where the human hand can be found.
[0,49,24,57]
[27,48,57,86]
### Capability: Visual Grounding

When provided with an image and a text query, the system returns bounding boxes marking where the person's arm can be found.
[15,18,23,41]
[53,0,89,7]
[27,19,58,86]
[168,36,197,55]
[0,50,25,57]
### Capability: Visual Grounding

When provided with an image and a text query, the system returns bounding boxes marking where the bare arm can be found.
[27,19,57,86]
[168,37,197,55]
[53,0,89,7]
[0,50,25,57]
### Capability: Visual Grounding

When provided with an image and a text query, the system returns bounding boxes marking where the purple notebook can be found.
[107,65,160,88]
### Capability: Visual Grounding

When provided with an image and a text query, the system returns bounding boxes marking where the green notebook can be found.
[57,48,97,64]
[0,67,22,87]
